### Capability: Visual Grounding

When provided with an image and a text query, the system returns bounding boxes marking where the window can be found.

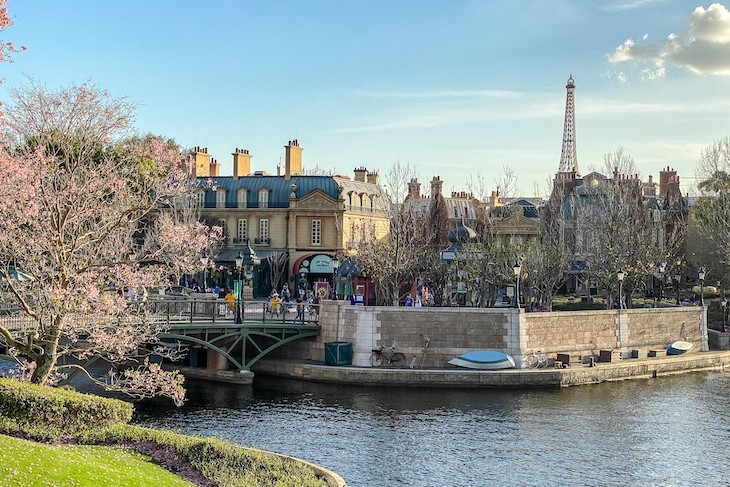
[216,189,226,208]
[237,219,247,242]
[237,188,248,208]
[258,189,269,208]
[218,219,227,241]
[311,219,321,245]
[195,191,205,208]
[259,218,269,242]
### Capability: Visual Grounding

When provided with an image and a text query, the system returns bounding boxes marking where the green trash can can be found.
[324,342,352,366]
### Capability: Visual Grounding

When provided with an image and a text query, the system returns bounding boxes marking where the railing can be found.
[144,298,319,325]
[0,298,320,332]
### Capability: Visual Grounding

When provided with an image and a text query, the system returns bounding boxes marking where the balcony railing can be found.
[254,237,270,245]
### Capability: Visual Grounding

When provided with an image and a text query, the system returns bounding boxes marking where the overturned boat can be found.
[448,350,516,370]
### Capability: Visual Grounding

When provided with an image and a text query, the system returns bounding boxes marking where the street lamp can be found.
[331,256,340,299]
[201,256,209,290]
[617,270,625,309]
[513,260,522,309]
[722,298,728,332]
[699,266,706,307]
[658,262,667,303]
[235,241,259,323]
[674,271,682,304]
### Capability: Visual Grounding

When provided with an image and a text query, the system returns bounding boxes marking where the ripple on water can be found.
[133,372,730,486]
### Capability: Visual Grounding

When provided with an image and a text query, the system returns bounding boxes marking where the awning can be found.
[293,253,336,274]
[338,259,361,277]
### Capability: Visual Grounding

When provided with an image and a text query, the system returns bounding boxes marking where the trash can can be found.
[324,342,352,366]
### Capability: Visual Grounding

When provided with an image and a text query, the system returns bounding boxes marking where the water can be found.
[133,372,730,486]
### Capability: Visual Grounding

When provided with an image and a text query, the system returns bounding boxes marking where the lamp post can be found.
[658,262,666,303]
[699,266,706,307]
[674,272,681,305]
[331,256,340,299]
[617,270,625,309]
[235,241,259,324]
[722,298,728,332]
[201,256,209,291]
[513,260,522,309]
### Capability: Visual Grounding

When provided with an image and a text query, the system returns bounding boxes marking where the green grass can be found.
[0,434,193,487]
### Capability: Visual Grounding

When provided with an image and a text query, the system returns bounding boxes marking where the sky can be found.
[2,0,730,197]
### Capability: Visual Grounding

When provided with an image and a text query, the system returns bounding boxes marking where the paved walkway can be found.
[250,351,730,388]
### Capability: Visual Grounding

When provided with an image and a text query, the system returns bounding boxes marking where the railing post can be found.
[190,300,194,323]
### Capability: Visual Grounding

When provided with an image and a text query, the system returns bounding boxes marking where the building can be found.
[194,141,389,298]
[546,76,688,294]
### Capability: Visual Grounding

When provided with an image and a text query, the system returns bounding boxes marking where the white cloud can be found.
[641,33,649,40]
[601,0,665,12]
[608,3,730,76]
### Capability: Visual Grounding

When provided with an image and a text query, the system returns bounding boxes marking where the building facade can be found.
[194,140,389,298]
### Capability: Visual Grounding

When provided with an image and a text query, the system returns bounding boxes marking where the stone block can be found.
[648,349,666,358]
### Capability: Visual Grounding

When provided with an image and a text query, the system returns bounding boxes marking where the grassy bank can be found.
[0,434,194,487]
[0,379,331,487]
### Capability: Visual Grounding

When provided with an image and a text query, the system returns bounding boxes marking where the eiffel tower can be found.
[558,75,579,175]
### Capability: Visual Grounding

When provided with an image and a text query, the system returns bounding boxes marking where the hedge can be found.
[0,378,132,432]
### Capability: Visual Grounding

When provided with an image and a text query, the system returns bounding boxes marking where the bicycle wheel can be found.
[524,354,539,368]
[369,352,383,367]
[392,353,406,367]
[538,355,549,368]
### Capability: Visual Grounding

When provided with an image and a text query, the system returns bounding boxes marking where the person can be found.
[295,297,303,320]
[415,297,422,307]
[191,280,201,293]
[269,292,281,316]
[224,289,235,318]
[213,284,220,296]
[405,295,414,307]
[281,283,291,303]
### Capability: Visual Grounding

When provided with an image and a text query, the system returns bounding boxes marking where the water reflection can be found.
[134,373,730,486]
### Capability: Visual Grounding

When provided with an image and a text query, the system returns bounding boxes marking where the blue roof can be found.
[203,175,341,208]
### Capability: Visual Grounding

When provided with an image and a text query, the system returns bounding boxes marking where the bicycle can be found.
[370,345,406,367]
[522,350,549,368]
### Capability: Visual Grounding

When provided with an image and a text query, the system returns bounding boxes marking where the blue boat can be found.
[667,341,693,355]
[448,350,516,370]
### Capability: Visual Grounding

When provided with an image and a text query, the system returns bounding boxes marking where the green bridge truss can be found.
[161,322,320,371]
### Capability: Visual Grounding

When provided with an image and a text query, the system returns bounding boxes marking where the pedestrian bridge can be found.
[0,298,321,372]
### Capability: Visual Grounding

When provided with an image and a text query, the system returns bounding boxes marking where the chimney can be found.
[353,166,367,182]
[659,166,676,200]
[209,157,220,177]
[232,148,252,180]
[285,139,303,180]
[430,176,443,197]
[406,178,421,200]
[666,174,682,208]
[366,170,379,185]
[192,147,212,178]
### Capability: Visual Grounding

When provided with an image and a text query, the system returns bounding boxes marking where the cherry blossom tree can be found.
[0,0,26,65]
[0,80,221,405]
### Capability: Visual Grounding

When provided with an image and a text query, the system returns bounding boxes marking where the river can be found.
[133,371,730,486]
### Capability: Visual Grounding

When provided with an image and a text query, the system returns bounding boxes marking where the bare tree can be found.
[266,251,289,291]
[694,136,730,282]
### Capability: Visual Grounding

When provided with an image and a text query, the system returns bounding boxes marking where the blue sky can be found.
[2,0,729,196]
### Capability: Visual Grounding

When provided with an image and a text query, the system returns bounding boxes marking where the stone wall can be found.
[271,302,708,367]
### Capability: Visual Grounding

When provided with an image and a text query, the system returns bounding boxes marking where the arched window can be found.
[216,189,226,208]
[237,188,248,208]
[258,189,269,208]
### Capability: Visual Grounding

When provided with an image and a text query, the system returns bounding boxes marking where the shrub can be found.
[0,378,132,432]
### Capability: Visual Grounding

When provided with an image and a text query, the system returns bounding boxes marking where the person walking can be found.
[281,283,291,303]
[224,289,235,319]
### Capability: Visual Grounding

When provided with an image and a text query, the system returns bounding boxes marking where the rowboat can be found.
[666,341,693,355]
[448,350,516,370]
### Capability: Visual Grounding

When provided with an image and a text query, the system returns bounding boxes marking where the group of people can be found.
[268,283,319,319]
